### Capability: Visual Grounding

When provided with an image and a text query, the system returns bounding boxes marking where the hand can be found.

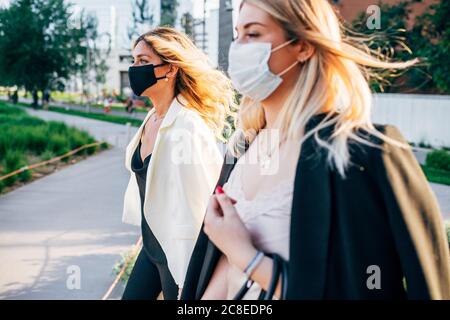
[204,186,258,270]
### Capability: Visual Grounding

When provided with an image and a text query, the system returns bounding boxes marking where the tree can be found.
[0,0,101,106]
[127,0,154,43]
[77,12,111,98]
[351,1,419,93]
[350,0,450,94]
[181,12,194,39]
[412,0,450,93]
[160,0,178,27]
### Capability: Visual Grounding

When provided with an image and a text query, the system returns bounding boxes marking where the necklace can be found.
[152,112,166,122]
[256,130,285,171]
[142,111,166,137]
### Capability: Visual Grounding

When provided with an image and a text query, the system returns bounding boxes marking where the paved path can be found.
[0,108,140,299]
[430,183,450,221]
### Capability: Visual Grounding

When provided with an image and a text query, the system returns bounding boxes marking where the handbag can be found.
[233,252,288,300]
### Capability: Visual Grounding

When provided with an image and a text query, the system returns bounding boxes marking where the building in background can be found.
[68,0,134,96]
[192,0,220,67]
[217,0,233,72]
[68,0,196,96]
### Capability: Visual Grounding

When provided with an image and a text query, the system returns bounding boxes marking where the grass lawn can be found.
[18,91,149,113]
[17,102,143,127]
[88,103,148,113]
[0,101,110,194]
[421,166,450,186]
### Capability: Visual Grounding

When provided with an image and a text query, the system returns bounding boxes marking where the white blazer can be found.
[122,94,223,286]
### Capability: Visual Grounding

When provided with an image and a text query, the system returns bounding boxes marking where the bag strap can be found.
[233,252,288,300]
[262,253,281,300]
[233,279,254,300]
[280,254,289,299]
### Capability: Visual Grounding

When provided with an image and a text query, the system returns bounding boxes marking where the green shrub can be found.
[426,149,450,172]
[0,134,12,159]
[46,121,69,135]
[67,129,95,154]
[0,114,45,126]
[0,101,104,191]
[113,247,140,283]
[48,133,70,155]
[2,150,31,186]
[0,103,25,116]
[85,144,97,155]
[40,150,55,161]
[26,126,49,154]
[100,142,109,150]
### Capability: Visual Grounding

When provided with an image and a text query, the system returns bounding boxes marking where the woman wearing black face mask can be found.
[121,27,236,300]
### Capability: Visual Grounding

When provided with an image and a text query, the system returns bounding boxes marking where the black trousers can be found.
[121,248,179,300]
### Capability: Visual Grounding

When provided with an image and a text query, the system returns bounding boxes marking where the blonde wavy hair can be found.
[229,0,418,176]
[134,27,237,141]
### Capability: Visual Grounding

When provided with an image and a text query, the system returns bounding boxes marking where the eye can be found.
[246,32,260,39]
[232,32,259,42]
[132,58,149,65]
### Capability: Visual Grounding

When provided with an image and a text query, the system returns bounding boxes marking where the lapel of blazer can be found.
[142,96,184,213]
[287,116,333,299]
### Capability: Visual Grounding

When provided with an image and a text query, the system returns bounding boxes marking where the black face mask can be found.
[128,63,167,96]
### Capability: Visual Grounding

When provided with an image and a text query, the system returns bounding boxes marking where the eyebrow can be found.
[134,54,150,59]
[234,22,267,31]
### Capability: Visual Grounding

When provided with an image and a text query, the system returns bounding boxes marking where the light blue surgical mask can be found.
[228,39,299,101]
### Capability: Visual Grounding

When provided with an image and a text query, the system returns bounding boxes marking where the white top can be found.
[222,155,294,300]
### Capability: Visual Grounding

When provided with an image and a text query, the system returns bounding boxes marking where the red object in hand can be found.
[216,186,224,194]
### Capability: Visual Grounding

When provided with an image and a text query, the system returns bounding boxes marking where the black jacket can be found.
[181,114,450,300]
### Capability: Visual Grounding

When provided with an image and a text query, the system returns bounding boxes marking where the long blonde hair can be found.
[135,27,237,141]
[229,0,417,176]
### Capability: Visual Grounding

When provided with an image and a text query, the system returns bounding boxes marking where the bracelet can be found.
[243,250,264,278]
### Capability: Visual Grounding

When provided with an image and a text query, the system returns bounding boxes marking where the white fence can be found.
[372,93,450,148]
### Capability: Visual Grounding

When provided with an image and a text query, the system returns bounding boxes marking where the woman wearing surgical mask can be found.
[182,0,450,300]
[121,27,236,300]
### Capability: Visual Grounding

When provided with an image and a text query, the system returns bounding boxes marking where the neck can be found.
[261,73,298,130]
[149,90,176,117]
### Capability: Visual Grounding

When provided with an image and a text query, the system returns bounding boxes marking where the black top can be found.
[181,113,450,300]
[131,140,166,264]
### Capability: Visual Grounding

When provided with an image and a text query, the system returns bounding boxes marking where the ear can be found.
[295,41,315,63]
[166,64,179,79]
